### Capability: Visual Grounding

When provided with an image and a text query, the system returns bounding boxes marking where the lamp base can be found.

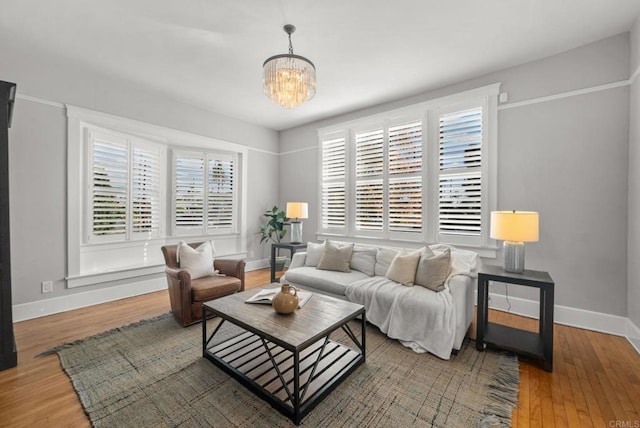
[290,221,303,244]
[503,241,525,273]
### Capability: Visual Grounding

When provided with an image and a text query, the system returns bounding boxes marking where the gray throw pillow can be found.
[350,245,377,276]
[374,248,400,276]
[316,240,354,272]
[305,241,326,267]
[414,248,451,292]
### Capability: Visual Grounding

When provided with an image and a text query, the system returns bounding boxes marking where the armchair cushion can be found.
[191,276,241,302]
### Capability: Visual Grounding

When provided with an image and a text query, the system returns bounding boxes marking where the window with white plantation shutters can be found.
[89,131,162,241]
[317,83,498,249]
[91,133,128,239]
[388,121,422,233]
[438,107,483,236]
[174,153,205,231]
[132,145,161,237]
[321,135,346,230]
[173,150,236,235]
[207,157,234,230]
[355,129,384,231]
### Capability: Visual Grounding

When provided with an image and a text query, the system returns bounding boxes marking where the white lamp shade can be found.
[286,202,308,219]
[490,211,539,242]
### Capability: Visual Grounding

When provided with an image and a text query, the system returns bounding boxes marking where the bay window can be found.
[67,106,247,287]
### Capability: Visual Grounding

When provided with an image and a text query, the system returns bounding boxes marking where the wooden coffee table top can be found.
[204,288,364,351]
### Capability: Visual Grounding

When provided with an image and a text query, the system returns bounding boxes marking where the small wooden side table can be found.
[476,264,555,372]
[270,242,307,283]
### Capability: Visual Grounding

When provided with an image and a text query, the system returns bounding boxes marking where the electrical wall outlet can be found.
[41,280,53,294]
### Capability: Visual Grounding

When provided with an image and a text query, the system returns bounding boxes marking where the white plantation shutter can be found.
[355,129,384,231]
[388,121,422,233]
[389,121,422,175]
[389,177,422,232]
[321,136,346,229]
[173,150,237,235]
[91,133,128,239]
[356,179,384,230]
[207,156,234,230]
[174,153,205,231]
[438,107,483,236]
[131,144,161,237]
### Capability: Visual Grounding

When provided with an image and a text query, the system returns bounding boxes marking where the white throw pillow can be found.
[316,240,354,272]
[374,248,400,276]
[305,241,326,267]
[385,250,421,286]
[177,241,216,279]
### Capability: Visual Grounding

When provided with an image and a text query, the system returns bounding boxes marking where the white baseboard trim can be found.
[627,319,640,354]
[485,291,639,355]
[245,258,270,271]
[13,260,272,322]
[13,277,166,322]
[486,291,628,336]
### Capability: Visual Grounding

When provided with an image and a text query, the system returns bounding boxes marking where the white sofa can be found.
[282,241,479,360]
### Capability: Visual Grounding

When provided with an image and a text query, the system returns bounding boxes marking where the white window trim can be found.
[317,83,500,256]
[66,105,248,287]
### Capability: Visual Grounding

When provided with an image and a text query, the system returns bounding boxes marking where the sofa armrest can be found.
[214,259,246,291]
[448,275,475,350]
[289,252,307,270]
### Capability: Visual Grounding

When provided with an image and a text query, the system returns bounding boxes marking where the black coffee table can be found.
[202,288,366,424]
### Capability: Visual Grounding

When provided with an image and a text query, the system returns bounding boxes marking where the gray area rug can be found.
[43,313,518,427]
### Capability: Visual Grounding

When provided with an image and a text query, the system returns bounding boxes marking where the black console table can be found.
[476,264,555,372]
[271,242,307,283]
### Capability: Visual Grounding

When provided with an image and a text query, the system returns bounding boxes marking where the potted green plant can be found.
[259,205,288,271]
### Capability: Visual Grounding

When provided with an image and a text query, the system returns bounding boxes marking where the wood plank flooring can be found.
[1,268,639,427]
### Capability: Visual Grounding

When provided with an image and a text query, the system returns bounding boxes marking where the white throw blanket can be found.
[345,245,479,360]
[346,277,456,359]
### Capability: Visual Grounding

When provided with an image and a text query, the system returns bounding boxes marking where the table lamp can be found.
[490,211,539,273]
[286,202,308,244]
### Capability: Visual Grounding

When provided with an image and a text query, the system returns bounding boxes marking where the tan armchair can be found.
[161,242,246,327]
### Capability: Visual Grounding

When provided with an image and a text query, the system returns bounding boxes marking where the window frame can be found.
[85,127,165,244]
[317,84,499,254]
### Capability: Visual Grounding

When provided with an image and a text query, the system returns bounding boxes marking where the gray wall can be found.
[2,42,279,305]
[280,33,631,317]
[628,15,640,328]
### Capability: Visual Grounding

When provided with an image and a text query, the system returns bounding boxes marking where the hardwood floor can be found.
[1,268,639,427]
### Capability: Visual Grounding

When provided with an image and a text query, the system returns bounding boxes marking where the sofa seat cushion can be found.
[191,276,241,302]
[284,266,370,296]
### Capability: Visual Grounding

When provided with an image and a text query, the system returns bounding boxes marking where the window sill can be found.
[66,263,165,288]
[316,233,498,258]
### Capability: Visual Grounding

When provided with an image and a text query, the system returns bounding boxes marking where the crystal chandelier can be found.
[263,24,316,108]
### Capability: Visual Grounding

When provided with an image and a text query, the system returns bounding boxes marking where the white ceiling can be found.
[2,0,640,131]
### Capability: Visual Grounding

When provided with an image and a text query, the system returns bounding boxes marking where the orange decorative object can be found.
[272,283,299,314]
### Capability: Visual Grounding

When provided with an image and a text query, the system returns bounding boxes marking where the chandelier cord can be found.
[288,33,294,55]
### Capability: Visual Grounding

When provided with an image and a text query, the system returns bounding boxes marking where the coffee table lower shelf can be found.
[204,326,364,424]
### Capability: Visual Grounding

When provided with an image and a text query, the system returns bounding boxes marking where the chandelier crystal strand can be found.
[263,25,316,108]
